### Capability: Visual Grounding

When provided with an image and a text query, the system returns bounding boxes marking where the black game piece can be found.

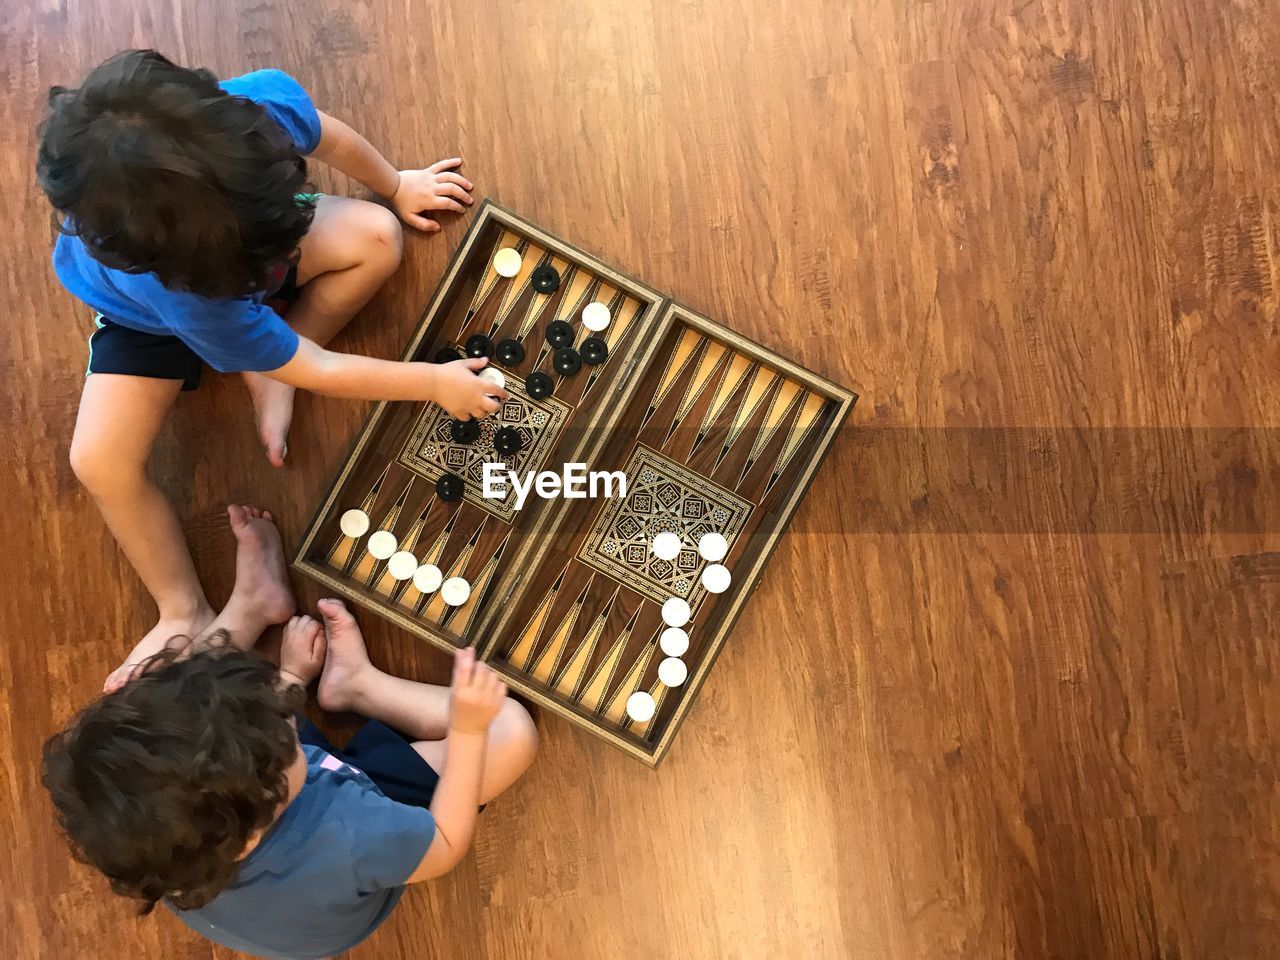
[436,473,464,502]
[545,320,575,349]
[525,371,554,399]
[531,264,560,294]
[493,426,523,456]
[465,334,494,358]
[580,336,609,366]
[449,418,481,444]
[553,347,582,376]
[433,346,463,364]
[496,337,526,366]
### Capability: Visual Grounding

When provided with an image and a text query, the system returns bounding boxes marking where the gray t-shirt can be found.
[171,744,435,960]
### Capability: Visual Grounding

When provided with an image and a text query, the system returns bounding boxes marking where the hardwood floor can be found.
[2,1,1278,957]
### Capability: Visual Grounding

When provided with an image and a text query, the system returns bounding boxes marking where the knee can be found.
[69,435,116,492]
[69,434,145,497]
[359,204,403,270]
[494,697,539,770]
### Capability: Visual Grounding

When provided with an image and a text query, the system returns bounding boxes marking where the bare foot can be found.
[280,614,327,687]
[242,372,295,468]
[103,609,214,694]
[227,505,297,626]
[317,598,374,713]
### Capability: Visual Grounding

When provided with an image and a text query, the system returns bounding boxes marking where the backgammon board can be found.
[293,201,855,765]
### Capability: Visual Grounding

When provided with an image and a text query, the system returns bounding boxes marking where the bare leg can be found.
[245,197,404,467]
[71,373,215,681]
[316,599,537,803]
[104,505,296,692]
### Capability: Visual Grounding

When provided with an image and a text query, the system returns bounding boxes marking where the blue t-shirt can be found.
[172,744,435,960]
[52,69,323,373]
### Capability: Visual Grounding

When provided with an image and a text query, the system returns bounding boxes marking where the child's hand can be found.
[391,158,474,233]
[436,357,507,419]
[448,647,508,735]
[280,614,327,688]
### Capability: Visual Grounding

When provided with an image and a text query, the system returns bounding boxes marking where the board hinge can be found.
[617,355,642,392]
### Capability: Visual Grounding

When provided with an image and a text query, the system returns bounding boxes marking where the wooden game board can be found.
[294,201,855,765]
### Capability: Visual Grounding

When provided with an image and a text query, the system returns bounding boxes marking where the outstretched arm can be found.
[267,337,504,419]
[309,111,475,232]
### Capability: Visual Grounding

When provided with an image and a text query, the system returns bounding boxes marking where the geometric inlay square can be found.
[398,370,571,522]
[577,444,753,606]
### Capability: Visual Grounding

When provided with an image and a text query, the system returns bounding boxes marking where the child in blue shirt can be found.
[43,504,537,960]
[38,50,507,690]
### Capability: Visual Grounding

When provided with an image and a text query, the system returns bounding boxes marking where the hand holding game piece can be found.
[448,646,508,734]
[390,158,474,233]
[435,357,507,419]
[479,367,506,389]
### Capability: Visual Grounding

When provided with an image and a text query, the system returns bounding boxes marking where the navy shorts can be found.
[84,266,301,392]
[298,717,440,810]
[87,316,205,391]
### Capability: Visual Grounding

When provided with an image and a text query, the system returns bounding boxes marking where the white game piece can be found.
[651,531,681,561]
[413,563,443,593]
[367,530,398,560]
[339,508,370,539]
[387,551,418,581]
[661,597,691,627]
[582,301,611,332]
[493,247,522,278]
[698,531,728,562]
[660,627,689,657]
[479,366,506,389]
[658,657,688,687]
[701,563,731,594]
[441,576,471,606]
[626,691,656,723]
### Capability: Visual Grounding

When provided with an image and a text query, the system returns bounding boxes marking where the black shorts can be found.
[84,266,301,392]
[87,315,205,390]
[298,717,441,809]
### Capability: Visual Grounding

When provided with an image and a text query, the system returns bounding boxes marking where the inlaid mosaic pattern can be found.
[398,375,571,522]
[578,444,753,606]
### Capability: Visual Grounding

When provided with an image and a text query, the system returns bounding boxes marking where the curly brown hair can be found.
[42,639,305,913]
[36,49,316,298]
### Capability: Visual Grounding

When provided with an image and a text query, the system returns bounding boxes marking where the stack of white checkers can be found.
[625,530,733,724]
[339,508,472,606]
